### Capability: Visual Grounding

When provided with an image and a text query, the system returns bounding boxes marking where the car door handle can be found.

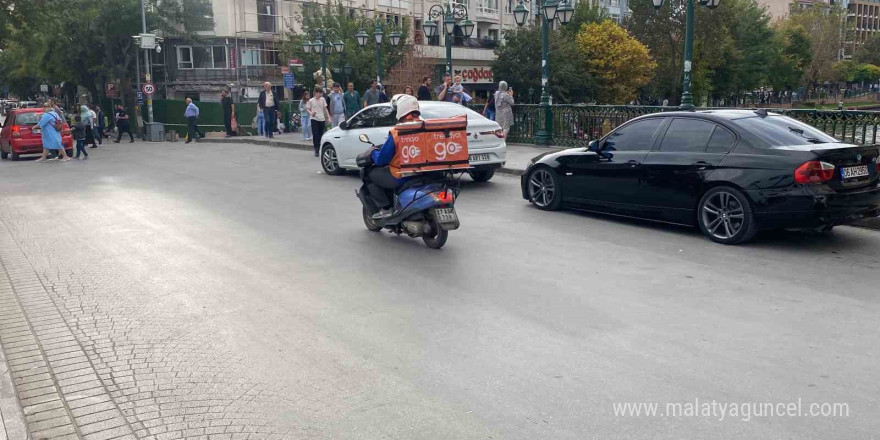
[626,160,640,167]
[693,161,711,170]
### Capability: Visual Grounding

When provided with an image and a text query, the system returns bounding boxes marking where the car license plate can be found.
[433,207,458,223]
[841,165,869,179]
[33,128,41,134]
[469,153,490,162]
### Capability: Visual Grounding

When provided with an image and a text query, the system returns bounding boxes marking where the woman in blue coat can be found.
[36,101,70,162]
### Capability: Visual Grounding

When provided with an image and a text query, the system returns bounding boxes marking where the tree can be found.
[576,20,656,104]
[854,64,880,84]
[281,2,410,94]
[784,6,847,88]
[855,35,880,66]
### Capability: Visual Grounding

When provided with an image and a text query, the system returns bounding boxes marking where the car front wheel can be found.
[526,167,562,211]
[697,186,758,245]
[321,144,343,175]
[469,168,495,182]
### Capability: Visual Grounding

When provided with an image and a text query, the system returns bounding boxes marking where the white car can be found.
[318,101,506,182]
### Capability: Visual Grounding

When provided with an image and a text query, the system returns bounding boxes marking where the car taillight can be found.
[479,129,505,139]
[794,161,835,184]
[432,189,454,203]
[11,126,20,138]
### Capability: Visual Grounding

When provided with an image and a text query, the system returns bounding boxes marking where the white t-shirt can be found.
[307,97,328,122]
[264,91,275,108]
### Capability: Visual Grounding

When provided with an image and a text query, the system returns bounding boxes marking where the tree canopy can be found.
[576,20,656,104]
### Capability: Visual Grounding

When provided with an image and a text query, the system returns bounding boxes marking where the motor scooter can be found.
[355,134,463,249]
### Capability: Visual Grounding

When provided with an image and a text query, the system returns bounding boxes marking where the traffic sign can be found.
[283,73,295,89]
[136,91,144,105]
[142,82,156,96]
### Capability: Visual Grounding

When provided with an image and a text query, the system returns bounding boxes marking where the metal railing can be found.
[469,104,880,146]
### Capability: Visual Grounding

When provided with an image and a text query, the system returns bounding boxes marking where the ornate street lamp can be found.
[425,2,472,75]
[514,0,576,145]
[304,27,344,91]
[356,17,403,84]
[302,40,312,53]
[653,0,721,109]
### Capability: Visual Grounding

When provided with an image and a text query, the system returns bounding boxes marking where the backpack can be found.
[51,112,63,132]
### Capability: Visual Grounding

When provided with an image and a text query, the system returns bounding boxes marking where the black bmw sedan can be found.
[521,110,880,244]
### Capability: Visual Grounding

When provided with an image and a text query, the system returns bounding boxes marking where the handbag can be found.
[231,115,239,133]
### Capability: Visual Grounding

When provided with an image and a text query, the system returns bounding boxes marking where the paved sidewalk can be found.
[205,133,560,175]
[1,342,28,440]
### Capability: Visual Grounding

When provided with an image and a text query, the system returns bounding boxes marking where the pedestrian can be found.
[88,105,101,145]
[494,81,515,138]
[258,82,278,138]
[328,83,346,128]
[378,84,389,103]
[35,100,71,162]
[417,76,432,101]
[363,80,380,108]
[71,115,89,159]
[404,86,415,96]
[436,73,454,102]
[256,104,265,136]
[299,91,312,141]
[343,82,361,119]
[306,87,331,157]
[184,97,203,143]
[662,98,669,107]
[94,105,107,140]
[221,89,236,137]
[81,105,97,148]
[483,93,495,121]
[114,104,134,143]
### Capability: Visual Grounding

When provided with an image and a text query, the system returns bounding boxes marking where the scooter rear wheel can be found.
[422,218,448,249]
[363,207,383,232]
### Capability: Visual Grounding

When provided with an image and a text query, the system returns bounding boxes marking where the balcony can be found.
[173,66,283,83]
[475,2,500,20]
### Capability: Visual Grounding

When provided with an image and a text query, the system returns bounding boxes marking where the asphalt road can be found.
[0,141,878,440]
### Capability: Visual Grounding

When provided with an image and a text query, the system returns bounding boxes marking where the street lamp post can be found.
[423,3,474,76]
[356,18,403,85]
[652,0,720,109]
[513,0,575,145]
[302,28,345,91]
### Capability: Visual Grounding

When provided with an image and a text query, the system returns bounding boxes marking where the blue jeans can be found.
[75,139,88,157]
[257,113,265,135]
[301,116,311,139]
[263,108,276,138]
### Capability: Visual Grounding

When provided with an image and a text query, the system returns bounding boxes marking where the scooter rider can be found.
[366,94,423,219]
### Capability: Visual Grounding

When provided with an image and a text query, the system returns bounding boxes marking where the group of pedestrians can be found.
[31,99,136,163]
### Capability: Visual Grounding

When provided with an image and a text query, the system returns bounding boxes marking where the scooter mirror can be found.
[359,134,371,144]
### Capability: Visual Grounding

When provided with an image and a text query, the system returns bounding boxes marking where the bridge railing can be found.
[469,104,880,146]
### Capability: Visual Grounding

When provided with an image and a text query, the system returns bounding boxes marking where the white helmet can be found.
[392,94,420,120]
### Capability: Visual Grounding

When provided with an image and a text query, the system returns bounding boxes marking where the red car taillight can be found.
[11,126,21,138]
[479,129,505,139]
[794,161,835,184]
[432,189,455,203]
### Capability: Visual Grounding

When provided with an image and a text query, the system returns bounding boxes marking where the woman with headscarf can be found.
[36,101,71,162]
[494,81,515,138]
[81,105,97,148]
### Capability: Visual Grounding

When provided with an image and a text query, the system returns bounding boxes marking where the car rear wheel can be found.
[0,150,7,160]
[470,168,495,182]
[697,186,758,245]
[321,144,343,175]
[10,152,19,161]
[527,168,562,211]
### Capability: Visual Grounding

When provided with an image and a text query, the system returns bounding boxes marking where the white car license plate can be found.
[33,128,41,134]
[433,207,458,223]
[841,165,869,179]
[469,153,490,162]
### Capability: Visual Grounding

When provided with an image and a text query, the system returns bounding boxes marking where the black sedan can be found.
[521,110,880,244]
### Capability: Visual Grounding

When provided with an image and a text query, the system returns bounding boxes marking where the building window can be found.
[488,29,499,41]
[257,0,276,33]
[178,46,229,69]
[241,44,279,66]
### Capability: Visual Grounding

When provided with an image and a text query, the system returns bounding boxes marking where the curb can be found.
[0,341,29,440]
[207,137,528,176]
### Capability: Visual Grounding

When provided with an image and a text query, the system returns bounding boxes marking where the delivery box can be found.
[392,115,470,176]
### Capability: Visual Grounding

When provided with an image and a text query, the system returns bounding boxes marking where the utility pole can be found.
[140,0,153,124]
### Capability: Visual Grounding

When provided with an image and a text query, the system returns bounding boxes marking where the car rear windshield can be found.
[13,112,42,126]
[732,115,838,147]
[420,105,483,120]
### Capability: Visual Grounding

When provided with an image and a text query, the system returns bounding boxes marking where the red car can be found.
[0,108,73,160]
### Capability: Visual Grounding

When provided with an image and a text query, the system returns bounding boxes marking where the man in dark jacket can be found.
[257,82,277,138]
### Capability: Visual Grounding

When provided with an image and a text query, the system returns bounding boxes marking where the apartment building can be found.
[843,0,880,58]
[156,0,533,102]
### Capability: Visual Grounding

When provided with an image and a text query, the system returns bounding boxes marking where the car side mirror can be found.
[587,140,600,152]
[339,121,348,130]
[359,134,371,144]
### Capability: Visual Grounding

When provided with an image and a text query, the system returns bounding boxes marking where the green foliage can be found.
[833,61,880,83]
[785,5,847,88]
[492,2,606,103]
[281,2,409,94]
[855,35,880,66]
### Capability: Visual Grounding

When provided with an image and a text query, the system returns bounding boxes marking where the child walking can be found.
[72,115,89,159]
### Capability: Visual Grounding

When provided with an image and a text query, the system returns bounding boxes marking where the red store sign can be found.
[453,66,494,84]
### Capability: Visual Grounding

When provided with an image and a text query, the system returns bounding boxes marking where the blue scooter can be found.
[355,134,462,249]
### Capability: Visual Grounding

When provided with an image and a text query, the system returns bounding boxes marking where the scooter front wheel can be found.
[363,207,383,232]
[422,218,448,249]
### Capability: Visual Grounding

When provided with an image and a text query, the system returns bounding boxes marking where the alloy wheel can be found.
[321,146,339,174]
[701,191,745,240]
[528,169,556,208]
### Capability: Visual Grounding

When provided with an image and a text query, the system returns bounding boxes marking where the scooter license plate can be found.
[433,207,458,224]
